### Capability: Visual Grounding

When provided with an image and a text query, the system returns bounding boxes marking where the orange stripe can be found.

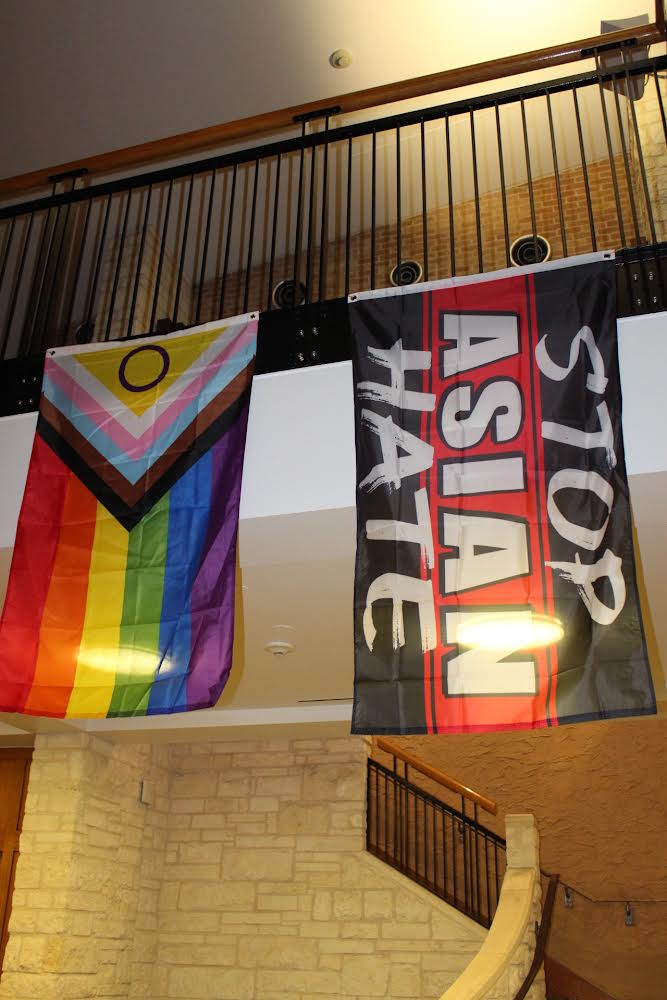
[23,475,98,716]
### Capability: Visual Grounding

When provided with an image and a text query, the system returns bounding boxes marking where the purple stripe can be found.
[186,403,249,708]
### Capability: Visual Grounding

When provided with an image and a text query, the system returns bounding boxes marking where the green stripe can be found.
[107,491,170,717]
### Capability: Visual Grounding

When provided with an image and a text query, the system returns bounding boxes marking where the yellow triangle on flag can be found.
[74,324,228,417]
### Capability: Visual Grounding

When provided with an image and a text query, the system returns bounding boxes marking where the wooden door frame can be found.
[0,748,32,974]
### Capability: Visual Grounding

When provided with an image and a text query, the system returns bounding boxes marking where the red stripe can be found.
[0,435,71,712]
[526,274,559,725]
[23,473,97,717]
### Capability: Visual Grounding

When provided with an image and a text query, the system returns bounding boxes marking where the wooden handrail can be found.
[375,737,497,816]
[513,874,559,1000]
[0,19,665,198]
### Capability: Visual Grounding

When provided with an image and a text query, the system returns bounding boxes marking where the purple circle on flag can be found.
[118,345,170,393]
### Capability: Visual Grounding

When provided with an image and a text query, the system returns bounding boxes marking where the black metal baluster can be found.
[545,90,568,258]
[610,70,642,245]
[219,165,237,320]
[0,218,16,303]
[451,810,457,906]
[23,192,57,352]
[484,833,490,925]
[243,160,259,314]
[396,126,402,281]
[124,186,152,337]
[520,98,538,266]
[623,66,657,246]
[445,115,456,277]
[267,155,282,311]
[375,763,379,853]
[474,804,481,922]
[149,180,174,332]
[85,194,113,339]
[304,143,317,304]
[345,137,353,297]
[1,213,34,360]
[317,119,331,303]
[609,67,650,310]
[393,756,398,865]
[293,121,307,304]
[366,758,373,851]
[653,69,667,143]
[173,176,194,324]
[64,199,93,341]
[420,118,429,280]
[195,171,217,326]
[104,190,132,340]
[595,64,626,248]
[571,86,597,250]
[370,130,377,291]
[462,799,469,914]
[40,194,76,349]
[494,841,500,912]
[384,771,389,857]
[494,102,510,267]
[470,110,483,273]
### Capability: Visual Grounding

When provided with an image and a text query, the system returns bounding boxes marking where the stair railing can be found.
[367,738,506,928]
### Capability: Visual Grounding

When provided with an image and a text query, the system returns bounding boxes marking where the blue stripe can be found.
[44,338,254,484]
[147,448,213,714]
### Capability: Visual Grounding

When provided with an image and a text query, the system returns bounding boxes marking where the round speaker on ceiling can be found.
[389,259,423,287]
[272,278,307,310]
[509,234,552,268]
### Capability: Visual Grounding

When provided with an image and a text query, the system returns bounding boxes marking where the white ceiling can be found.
[0,0,655,179]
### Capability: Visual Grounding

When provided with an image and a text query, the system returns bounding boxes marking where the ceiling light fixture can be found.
[456,613,564,651]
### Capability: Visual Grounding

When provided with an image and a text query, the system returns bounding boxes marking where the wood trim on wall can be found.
[0,749,32,974]
[545,957,619,1000]
[0,21,664,198]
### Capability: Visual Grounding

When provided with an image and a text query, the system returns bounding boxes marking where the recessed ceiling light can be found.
[456,614,564,651]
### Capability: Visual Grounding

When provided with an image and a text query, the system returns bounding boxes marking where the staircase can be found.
[366,738,623,1000]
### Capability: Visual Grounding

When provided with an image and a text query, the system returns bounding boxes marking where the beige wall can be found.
[380,717,667,1000]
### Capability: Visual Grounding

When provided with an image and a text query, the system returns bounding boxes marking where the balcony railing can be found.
[0,49,665,392]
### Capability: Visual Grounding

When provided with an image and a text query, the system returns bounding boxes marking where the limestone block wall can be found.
[153,736,487,1000]
[0,733,170,1000]
[0,734,546,1000]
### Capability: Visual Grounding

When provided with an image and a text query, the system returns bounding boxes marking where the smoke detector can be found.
[264,625,296,658]
[330,49,352,69]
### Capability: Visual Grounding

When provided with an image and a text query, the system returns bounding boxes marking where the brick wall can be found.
[194,154,636,323]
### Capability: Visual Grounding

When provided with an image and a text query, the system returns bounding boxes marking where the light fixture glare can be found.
[456,613,564,651]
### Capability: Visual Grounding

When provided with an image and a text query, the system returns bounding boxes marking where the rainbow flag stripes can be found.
[0,316,256,718]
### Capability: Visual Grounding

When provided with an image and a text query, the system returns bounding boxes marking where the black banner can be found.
[351,257,655,733]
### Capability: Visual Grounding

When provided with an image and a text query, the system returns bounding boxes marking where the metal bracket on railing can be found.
[255,297,351,376]
[293,105,342,125]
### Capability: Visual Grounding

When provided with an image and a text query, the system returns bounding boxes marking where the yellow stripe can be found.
[66,503,130,718]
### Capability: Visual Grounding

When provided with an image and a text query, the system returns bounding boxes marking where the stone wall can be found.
[0,733,170,1000]
[0,734,547,1000]
[153,736,486,1000]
